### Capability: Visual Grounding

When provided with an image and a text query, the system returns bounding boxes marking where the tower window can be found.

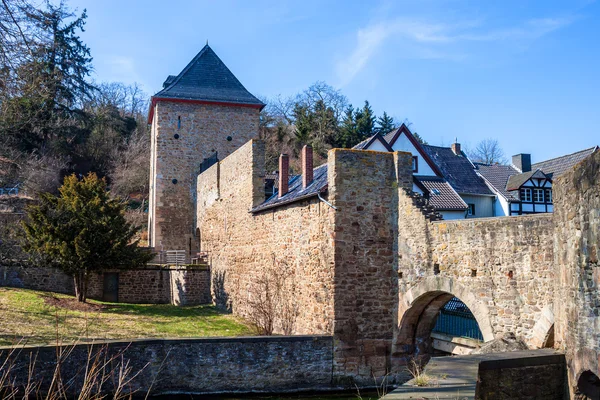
[177,116,181,129]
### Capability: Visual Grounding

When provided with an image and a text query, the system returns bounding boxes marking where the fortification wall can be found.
[329,149,413,383]
[197,140,336,335]
[396,192,555,353]
[0,336,334,396]
[148,101,259,251]
[553,149,600,397]
[0,265,210,305]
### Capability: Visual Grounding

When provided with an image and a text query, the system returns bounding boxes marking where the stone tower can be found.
[148,44,264,254]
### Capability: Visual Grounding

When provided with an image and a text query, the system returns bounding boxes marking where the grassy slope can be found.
[0,288,251,346]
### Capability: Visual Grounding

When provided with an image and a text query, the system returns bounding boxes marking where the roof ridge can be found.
[533,146,598,166]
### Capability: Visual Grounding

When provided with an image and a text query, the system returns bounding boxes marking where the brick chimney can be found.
[278,154,289,198]
[451,142,461,155]
[302,145,313,189]
[512,154,531,173]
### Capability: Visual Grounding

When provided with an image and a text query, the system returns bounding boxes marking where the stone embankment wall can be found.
[0,336,334,396]
[0,264,211,305]
[553,150,600,398]
[197,140,336,335]
[148,100,260,252]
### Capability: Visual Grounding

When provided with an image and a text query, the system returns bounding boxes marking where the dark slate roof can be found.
[476,163,520,201]
[531,146,598,179]
[265,173,300,190]
[506,170,546,191]
[416,176,468,211]
[252,164,328,213]
[154,45,265,107]
[421,145,494,196]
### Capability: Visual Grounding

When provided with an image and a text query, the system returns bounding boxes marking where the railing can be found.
[165,250,186,266]
[432,297,484,341]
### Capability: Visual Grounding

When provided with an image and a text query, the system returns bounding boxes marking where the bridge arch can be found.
[397,276,494,356]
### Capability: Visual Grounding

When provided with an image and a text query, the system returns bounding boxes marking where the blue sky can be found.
[69,0,599,163]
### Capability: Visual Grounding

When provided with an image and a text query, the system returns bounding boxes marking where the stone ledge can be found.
[0,334,334,351]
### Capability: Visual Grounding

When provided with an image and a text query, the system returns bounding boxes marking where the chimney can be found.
[278,154,289,198]
[512,154,531,173]
[302,145,313,189]
[451,142,461,155]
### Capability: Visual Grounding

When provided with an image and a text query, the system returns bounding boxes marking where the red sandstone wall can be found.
[553,150,600,398]
[148,101,260,252]
[197,140,336,335]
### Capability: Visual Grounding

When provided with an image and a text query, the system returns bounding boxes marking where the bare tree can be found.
[469,138,508,165]
[246,255,298,335]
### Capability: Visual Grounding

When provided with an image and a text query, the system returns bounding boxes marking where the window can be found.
[520,188,532,202]
[412,156,418,173]
[177,116,181,129]
[467,203,476,216]
[533,188,544,203]
[545,189,552,203]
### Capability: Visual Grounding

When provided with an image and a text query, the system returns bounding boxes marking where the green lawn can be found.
[0,287,252,346]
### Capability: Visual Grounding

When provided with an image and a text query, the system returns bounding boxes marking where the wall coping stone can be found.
[430,212,553,224]
[0,335,334,351]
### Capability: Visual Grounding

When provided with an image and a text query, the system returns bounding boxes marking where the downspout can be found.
[318,192,337,210]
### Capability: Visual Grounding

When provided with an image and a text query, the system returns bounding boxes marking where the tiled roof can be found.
[383,127,399,144]
[416,176,468,211]
[252,164,328,213]
[421,145,494,196]
[154,45,265,107]
[475,164,520,201]
[532,146,598,179]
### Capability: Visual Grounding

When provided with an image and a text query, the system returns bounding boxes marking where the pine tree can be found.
[356,100,375,141]
[413,132,428,145]
[22,173,152,302]
[337,105,358,148]
[376,111,396,135]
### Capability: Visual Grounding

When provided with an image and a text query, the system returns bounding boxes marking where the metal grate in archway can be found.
[432,297,483,341]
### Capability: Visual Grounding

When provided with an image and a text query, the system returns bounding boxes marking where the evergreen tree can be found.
[376,111,396,135]
[22,173,152,302]
[413,132,428,145]
[337,105,358,148]
[356,101,375,142]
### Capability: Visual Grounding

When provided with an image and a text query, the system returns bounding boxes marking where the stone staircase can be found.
[403,189,443,222]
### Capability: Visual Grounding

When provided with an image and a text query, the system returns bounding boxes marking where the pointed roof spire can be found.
[154,45,264,108]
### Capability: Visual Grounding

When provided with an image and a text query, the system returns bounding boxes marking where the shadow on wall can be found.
[212,270,231,312]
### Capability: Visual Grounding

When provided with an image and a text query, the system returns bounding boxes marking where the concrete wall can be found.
[0,264,211,305]
[553,150,600,398]
[148,100,260,251]
[0,336,335,396]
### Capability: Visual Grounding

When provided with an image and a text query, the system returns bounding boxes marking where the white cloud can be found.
[336,15,577,86]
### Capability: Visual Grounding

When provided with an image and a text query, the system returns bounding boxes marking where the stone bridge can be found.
[197,140,600,397]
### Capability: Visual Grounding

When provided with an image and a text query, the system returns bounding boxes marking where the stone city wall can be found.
[148,100,260,252]
[553,149,600,398]
[0,264,211,305]
[197,140,336,335]
[0,335,335,396]
[329,149,413,384]
[395,193,555,357]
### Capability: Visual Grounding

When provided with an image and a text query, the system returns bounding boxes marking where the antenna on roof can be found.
[455,137,458,144]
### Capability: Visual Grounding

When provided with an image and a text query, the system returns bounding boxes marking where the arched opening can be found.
[399,292,484,356]
[397,277,494,359]
[576,370,600,399]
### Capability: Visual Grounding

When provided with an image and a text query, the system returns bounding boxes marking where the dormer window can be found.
[533,188,544,203]
[520,188,532,202]
[412,156,419,173]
